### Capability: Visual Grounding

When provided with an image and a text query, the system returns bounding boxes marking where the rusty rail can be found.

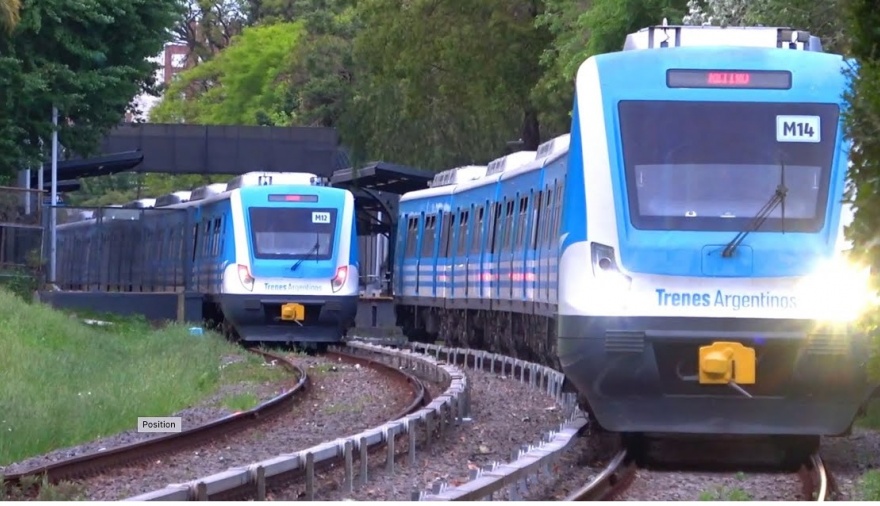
[799,454,832,501]
[564,450,636,501]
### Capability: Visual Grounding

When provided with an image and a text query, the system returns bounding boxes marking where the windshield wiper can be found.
[291,239,320,271]
[721,162,788,258]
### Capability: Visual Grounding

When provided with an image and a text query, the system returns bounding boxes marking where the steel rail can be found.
[564,449,637,501]
[799,453,832,501]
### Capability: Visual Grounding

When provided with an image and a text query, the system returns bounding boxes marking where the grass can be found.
[856,398,880,430]
[698,486,752,501]
[0,288,265,467]
[860,470,880,500]
[219,392,260,412]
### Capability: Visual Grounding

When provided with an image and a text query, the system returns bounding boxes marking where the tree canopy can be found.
[0,0,182,178]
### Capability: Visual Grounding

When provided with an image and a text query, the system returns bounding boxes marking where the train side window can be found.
[471,206,484,254]
[215,217,223,256]
[456,210,469,256]
[446,212,456,257]
[503,199,515,252]
[421,214,436,257]
[544,187,554,246]
[405,216,418,257]
[202,219,211,257]
[489,202,501,254]
[531,191,542,250]
[495,199,506,253]
[439,212,451,257]
[192,224,199,262]
[555,181,564,237]
[516,197,529,252]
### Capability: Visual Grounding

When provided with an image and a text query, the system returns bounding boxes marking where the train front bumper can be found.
[557,315,876,436]
[218,293,358,342]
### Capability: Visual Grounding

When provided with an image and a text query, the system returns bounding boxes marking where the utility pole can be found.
[49,106,58,283]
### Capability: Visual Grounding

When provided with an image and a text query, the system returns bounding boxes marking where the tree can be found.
[150,21,307,125]
[0,0,20,32]
[540,0,688,83]
[843,0,880,377]
[0,0,183,178]
[342,0,553,172]
[173,0,246,64]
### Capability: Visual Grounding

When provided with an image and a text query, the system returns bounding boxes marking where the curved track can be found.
[2,346,427,497]
[565,450,832,501]
[564,450,636,501]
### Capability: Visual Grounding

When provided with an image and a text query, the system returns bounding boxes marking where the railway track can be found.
[564,449,832,501]
[2,346,427,498]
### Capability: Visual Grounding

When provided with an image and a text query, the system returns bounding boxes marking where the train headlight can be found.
[237,264,255,292]
[590,242,632,300]
[331,265,348,293]
[797,258,874,322]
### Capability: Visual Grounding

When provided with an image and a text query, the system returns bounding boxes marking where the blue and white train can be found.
[393,24,878,441]
[55,171,359,344]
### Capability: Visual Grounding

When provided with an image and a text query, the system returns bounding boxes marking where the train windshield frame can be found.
[248,207,338,260]
[617,100,840,232]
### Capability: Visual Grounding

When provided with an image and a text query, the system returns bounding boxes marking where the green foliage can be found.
[0,0,183,178]
[861,470,880,501]
[151,21,306,125]
[0,289,265,465]
[540,0,688,81]
[699,486,751,501]
[66,172,229,207]
[843,0,880,380]
[0,267,38,302]
[342,0,553,171]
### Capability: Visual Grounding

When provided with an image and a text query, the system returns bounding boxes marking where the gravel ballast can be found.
[276,367,567,501]
[820,426,880,500]
[617,469,804,501]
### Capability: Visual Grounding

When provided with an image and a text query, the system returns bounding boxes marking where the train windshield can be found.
[248,207,337,260]
[618,100,840,232]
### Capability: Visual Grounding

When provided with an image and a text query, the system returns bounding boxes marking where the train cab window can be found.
[249,207,338,260]
[471,206,484,254]
[457,210,470,256]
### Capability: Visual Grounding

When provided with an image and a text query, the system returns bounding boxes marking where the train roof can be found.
[401,165,487,203]
[122,198,156,209]
[225,171,319,191]
[623,23,822,52]
[155,191,192,207]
